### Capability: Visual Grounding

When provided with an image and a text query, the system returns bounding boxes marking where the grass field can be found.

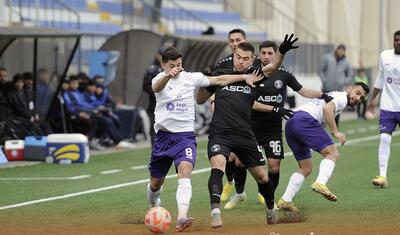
[1,118,400,235]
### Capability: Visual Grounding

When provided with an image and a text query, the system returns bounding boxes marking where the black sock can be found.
[208,168,224,209]
[268,171,280,193]
[258,179,275,210]
[225,160,236,182]
[234,166,247,194]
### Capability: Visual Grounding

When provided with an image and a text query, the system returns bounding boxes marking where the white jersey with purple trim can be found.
[375,49,400,112]
[295,91,348,124]
[152,71,209,133]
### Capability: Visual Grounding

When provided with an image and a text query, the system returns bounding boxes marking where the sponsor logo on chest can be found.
[221,85,251,94]
[257,94,283,103]
[166,102,189,112]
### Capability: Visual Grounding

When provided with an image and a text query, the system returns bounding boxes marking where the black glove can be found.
[272,106,294,120]
[321,92,334,103]
[278,33,299,54]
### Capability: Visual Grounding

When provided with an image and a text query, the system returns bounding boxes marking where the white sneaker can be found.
[211,209,223,228]
[89,138,104,150]
[116,141,136,149]
[224,193,247,209]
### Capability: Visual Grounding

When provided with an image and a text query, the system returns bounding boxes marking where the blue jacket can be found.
[63,90,95,115]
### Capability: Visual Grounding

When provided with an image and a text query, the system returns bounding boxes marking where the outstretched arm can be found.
[208,70,263,87]
[297,87,323,98]
[262,33,299,77]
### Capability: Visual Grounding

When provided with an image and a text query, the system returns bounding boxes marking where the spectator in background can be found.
[48,78,70,133]
[63,76,100,149]
[83,79,134,149]
[35,68,56,120]
[318,44,353,126]
[6,74,44,136]
[94,75,106,86]
[36,68,51,95]
[94,82,115,109]
[143,47,165,145]
[77,72,90,92]
[354,68,369,119]
[83,80,97,106]
[0,87,29,141]
[7,74,37,123]
[22,72,34,105]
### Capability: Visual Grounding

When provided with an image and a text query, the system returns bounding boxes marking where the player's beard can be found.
[347,95,356,106]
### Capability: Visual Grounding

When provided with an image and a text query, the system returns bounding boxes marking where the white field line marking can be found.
[130,165,147,170]
[352,142,400,147]
[338,131,399,147]
[2,132,398,211]
[100,169,123,175]
[345,125,377,134]
[0,168,210,210]
[0,175,91,181]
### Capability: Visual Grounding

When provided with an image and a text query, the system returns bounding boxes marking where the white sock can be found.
[315,159,336,185]
[176,178,192,220]
[378,133,392,177]
[147,183,162,206]
[281,172,305,202]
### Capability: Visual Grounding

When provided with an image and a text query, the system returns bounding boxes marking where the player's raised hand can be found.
[272,106,294,120]
[166,67,184,79]
[279,33,299,54]
[245,70,263,87]
[333,131,346,145]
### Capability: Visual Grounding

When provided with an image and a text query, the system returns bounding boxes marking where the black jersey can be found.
[206,68,257,137]
[251,67,302,132]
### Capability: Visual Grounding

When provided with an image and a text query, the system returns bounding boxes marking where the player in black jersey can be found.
[196,35,299,228]
[213,29,263,203]
[224,40,327,210]
[214,28,261,72]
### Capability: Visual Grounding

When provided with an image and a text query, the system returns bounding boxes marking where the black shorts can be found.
[253,130,284,160]
[207,133,265,167]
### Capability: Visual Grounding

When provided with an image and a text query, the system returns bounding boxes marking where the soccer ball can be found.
[144,207,171,234]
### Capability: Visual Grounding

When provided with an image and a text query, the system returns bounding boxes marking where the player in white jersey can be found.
[277,83,369,211]
[147,47,263,232]
[369,30,400,188]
